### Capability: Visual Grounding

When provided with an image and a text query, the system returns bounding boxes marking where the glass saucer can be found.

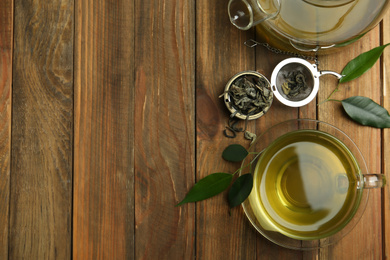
[240,119,369,250]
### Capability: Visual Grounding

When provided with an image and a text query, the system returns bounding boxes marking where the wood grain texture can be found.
[4,1,389,259]
[318,29,383,259]
[383,11,390,260]
[253,29,305,260]
[196,0,259,259]
[134,0,196,259]
[10,0,73,259]
[0,0,13,258]
[73,0,135,259]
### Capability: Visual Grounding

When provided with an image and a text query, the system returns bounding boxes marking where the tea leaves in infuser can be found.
[222,144,249,162]
[341,96,390,128]
[176,173,233,206]
[228,76,272,116]
[228,173,253,208]
[339,43,390,83]
[281,71,308,99]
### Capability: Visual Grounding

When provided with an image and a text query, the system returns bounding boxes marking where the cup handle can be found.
[362,174,387,189]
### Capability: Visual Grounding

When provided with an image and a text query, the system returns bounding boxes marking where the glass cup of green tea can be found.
[241,119,386,250]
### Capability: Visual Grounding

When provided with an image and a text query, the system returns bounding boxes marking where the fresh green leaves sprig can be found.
[339,43,390,83]
[177,144,253,209]
[176,172,234,206]
[322,43,390,128]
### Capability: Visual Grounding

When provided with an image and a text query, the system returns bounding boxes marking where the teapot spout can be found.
[228,0,280,30]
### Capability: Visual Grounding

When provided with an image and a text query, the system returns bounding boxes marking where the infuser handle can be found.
[361,174,387,189]
[319,70,343,79]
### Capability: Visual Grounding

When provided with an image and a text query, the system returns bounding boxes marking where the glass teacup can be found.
[241,119,386,250]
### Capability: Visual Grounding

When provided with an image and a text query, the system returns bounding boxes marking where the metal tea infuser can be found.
[247,39,343,107]
[270,57,342,107]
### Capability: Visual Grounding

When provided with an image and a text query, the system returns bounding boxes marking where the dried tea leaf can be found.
[281,71,308,99]
[244,131,257,144]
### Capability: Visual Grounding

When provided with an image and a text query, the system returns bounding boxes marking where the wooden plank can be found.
[245,9,316,259]
[73,0,135,259]
[194,1,316,258]
[133,0,196,259]
[317,28,382,259]
[10,0,73,259]
[382,10,390,260]
[195,0,261,259]
[253,34,306,260]
[0,0,13,258]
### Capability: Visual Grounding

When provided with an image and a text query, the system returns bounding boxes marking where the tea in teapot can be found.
[229,0,390,52]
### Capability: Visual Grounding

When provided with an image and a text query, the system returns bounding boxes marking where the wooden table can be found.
[1,1,390,259]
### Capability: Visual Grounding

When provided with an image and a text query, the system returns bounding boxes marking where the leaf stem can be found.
[318,83,341,105]
[327,99,342,103]
[233,162,252,176]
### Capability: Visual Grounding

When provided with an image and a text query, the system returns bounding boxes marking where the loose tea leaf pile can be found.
[281,71,308,99]
[228,76,272,117]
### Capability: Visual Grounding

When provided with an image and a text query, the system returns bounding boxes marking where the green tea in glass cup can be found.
[241,119,386,250]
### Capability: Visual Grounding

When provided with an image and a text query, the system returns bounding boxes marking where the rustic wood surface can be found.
[73,1,134,259]
[0,0,389,259]
[10,0,73,259]
[383,12,390,260]
[0,1,12,259]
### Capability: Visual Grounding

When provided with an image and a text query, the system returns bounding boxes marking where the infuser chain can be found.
[244,39,319,65]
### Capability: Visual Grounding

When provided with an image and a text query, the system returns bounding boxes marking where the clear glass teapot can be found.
[228,0,390,52]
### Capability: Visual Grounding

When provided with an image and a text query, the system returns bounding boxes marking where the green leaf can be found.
[176,173,233,206]
[334,33,367,48]
[339,43,390,83]
[222,144,248,162]
[228,174,253,208]
[341,96,390,128]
